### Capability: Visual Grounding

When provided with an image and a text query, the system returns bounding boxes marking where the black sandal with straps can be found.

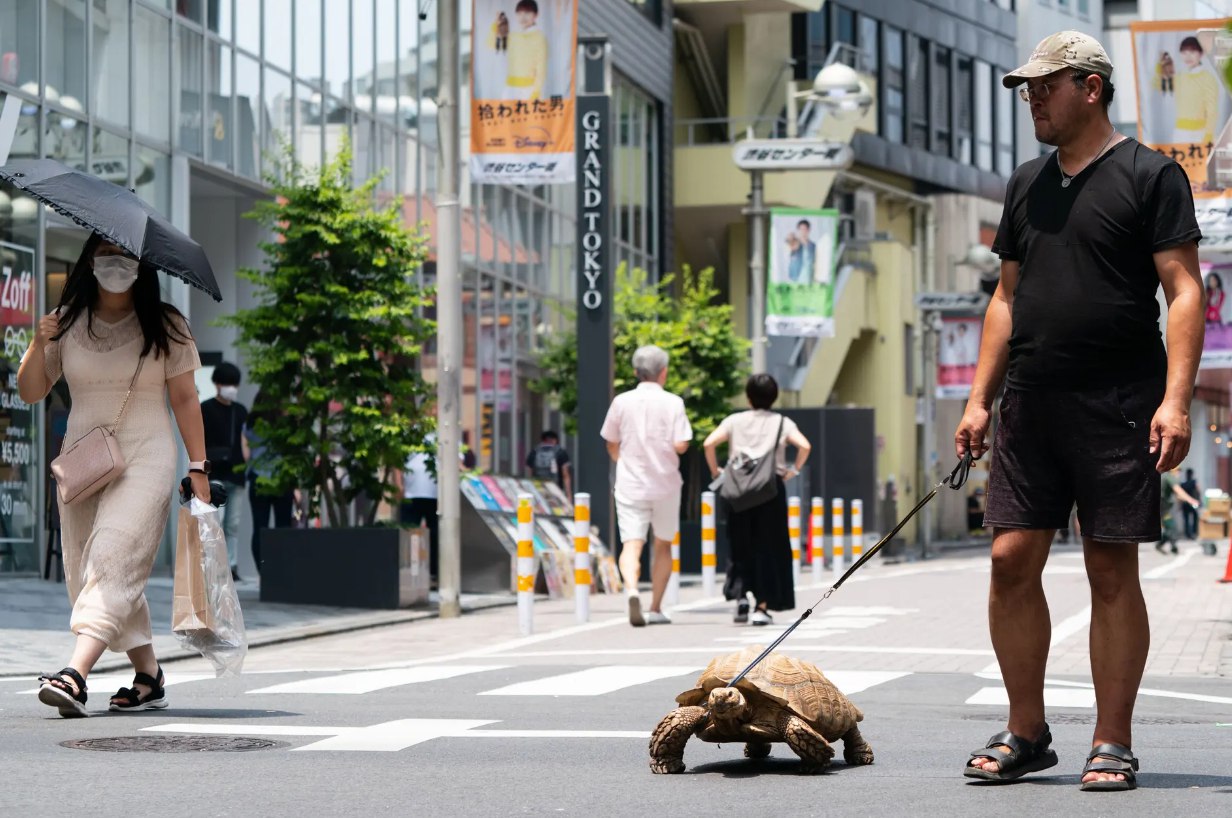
[964,724,1059,781]
[37,667,89,718]
[109,666,168,712]
[1080,742,1139,791]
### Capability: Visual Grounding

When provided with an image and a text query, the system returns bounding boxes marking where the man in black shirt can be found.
[956,32,1203,791]
[525,430,572,497]
[201,362,250,581]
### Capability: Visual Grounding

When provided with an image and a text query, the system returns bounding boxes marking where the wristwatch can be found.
[188,460,212,475]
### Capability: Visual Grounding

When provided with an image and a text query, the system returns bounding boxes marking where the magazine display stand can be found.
[459,475,621,596]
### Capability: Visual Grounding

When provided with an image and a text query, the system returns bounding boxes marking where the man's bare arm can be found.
[1152,241,1204,471]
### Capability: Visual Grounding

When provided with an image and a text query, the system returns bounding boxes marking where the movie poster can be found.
[766,208,838,338]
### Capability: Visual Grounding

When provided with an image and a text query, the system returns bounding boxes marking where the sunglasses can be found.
[1018,76,1074,103]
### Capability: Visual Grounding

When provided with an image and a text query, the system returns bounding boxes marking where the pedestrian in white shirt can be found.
[600,345,693,627]
[400,434,440,578]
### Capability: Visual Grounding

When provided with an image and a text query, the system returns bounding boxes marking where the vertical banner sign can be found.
[936,316,983,398]
[575,36,614,551]
[1129,19,1231,189]
[0,241,36,556]
[470,0,578,184]
[767,208,838,337]
[1200,260,1232,368]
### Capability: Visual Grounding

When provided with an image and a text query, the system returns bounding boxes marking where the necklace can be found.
[1058,129,1118,188]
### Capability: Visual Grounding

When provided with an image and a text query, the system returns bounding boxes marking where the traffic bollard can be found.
[573,492,591,623]
[788,496,801,586]
[666,530,681,607]
[516,493,535,635]
[810,496,824,575]
[831,498,846,579]
[701,490,717,596]
[851,499,864,562]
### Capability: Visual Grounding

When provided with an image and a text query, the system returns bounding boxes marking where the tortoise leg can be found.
[744,742,772,759]
[841,725,875,766]
[780,713,834,774]
[649,706,707,774]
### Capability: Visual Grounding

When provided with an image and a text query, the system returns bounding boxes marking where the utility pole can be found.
[746,170,767,373]
[435,0,463,617]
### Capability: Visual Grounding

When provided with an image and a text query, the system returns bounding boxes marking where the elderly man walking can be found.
[601,345,693,627]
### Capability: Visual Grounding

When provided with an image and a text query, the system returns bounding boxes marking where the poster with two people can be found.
[767,208,837,338]
[470,0,577,184]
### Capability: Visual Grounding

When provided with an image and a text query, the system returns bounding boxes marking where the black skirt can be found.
[722,477,795,611]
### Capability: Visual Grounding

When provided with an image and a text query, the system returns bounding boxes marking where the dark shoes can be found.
[37,667,89,718]
[964,725,1058,781]
[734,599,749,623]
[110,666,168,712]
[231,567,241,582]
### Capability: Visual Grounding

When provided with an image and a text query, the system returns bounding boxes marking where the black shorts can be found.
[983,378,1165,542]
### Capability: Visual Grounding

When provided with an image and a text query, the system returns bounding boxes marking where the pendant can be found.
[1061,177,1071,188]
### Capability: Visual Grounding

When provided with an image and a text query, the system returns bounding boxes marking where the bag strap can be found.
[110,355,146,432]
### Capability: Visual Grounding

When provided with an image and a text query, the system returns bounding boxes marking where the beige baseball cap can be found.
[1002,31,1114,88]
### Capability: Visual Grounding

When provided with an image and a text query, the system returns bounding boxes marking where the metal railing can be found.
[674,115,787,147]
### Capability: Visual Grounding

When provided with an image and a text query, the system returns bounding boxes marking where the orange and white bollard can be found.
[701,490,717,596]
[831,498,846,579]
[573,493,591,623]
[517,493,535,635]
[666,530,681,607]
[851,499,864,563]
[788,496,801,586]
[810,497,824,576]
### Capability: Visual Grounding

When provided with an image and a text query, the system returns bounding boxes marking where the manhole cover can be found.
[962,713,1204,726]
[62,736,283,753]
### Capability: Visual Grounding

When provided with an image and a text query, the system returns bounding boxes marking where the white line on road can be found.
[973,672,1232,706]
[245,665,508,696]
[979,605,1091,675]
[824,671,912,694]
[1143,549,1194,579]
[478,666,698,697]
[487,645,996,658]
[965,685,1097,708]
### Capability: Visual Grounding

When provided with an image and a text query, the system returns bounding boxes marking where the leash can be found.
[727,452,975,687]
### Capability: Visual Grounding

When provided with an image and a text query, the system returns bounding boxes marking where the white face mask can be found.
[93,256,140,293]
[218,385,240,401]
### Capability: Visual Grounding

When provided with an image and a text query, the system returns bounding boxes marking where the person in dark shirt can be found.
[1179,467,1201,539]
[956,32,1204,791]
[200,362,250,581]
[525,430,572,497]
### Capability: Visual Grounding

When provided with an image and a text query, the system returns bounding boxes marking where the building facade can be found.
[0,0,670,577]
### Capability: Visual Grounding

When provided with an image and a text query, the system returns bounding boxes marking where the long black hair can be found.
[52,233,193,358]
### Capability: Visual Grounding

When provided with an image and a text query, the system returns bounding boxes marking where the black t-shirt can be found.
[992,139,1201,391]
[526,444,570,486]
[200,398,248,484]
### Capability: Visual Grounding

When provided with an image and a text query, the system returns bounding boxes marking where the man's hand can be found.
[955,405,992,460]
[1150,400,1191,472]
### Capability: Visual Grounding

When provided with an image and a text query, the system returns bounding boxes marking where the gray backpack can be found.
[716,415,784,512]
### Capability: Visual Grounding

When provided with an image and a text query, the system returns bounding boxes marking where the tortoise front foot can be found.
[842,725,874,766]
[744,742,772,759]
[782,714,834,774]
[649,705,707,774]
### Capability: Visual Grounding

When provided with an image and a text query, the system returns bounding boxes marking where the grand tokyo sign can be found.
[732,139,855,171]
[579,109,605,310]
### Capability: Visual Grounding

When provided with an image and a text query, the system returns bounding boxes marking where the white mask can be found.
[93,256,140,293]
[218,385,240,401]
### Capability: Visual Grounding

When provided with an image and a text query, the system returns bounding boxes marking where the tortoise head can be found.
[706,686,749,722]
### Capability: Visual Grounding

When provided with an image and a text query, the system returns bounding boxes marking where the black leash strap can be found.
[727,453,974,686]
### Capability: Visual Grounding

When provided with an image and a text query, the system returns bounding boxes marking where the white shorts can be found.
[614,491,680,544]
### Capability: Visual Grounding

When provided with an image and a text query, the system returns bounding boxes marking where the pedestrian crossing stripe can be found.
[246,665,508,696]
[479,666,699,697]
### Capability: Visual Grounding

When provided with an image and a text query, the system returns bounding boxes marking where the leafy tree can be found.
[533,264,749,506]
[223,142,435,527]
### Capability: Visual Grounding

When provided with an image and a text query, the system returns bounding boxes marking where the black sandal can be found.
[109,666,168,712]
[1080,743,1138,791]
[964,725,1059,781]
[37,667,89,718]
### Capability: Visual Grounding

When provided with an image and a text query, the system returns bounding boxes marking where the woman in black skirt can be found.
[703,374,811,625]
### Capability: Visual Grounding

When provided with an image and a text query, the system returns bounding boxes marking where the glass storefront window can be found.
[297,0,323,84]
[352,0,376,107]
[178,0,207,25]
[264,67,294,178]
[0,2,39,91]
[45,114,86,172]
[180,27,206,157]
[235,0,260,55]
[207,44,234,169]
[975,59,993,171]
[46,0,88,113]
[376,0,396,106]
[324,2,351,100]
[235,52,262,179]
[209,0,232,39]
[135,145,171,217]
[955,56,974,165]
[92,0,130,128]
[90,127,129,185]
[932,46,951,156]
[135,6,172,144]
[265,0,293,70]
[295,82,322,169]
[881,25,904,145]
[996,68,1015,176]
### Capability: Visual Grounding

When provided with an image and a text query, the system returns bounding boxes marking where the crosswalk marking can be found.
[246,665,507,696]
[17,672,215,696]
[966,686,1097,708]
[478,666,699,697]
[824,671,912,694]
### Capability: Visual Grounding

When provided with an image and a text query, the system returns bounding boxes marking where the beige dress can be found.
[42,310,200,653]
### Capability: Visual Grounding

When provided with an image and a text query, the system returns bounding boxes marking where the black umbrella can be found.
[0,158,222,301]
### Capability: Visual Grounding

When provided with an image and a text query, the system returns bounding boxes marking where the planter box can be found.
[260,526,430,609]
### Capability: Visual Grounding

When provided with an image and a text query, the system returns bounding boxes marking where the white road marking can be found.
[1143,549,1194,579]
[824,671,912,694]
[974,673,1232,706]
[246,665,507,696]
[478,666,698,697]
[487,645,996,658]
[966,685,1097,708]
[17,672,215,695]
[979,605,1091,675]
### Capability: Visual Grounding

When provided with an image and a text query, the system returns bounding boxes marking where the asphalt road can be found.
[3,545,1231,817]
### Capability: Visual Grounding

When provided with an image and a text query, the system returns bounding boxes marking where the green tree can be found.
[533,262,749,460]
[223,142,435,527]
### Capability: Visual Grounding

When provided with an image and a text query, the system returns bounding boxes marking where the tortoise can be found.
[649,646,874,774]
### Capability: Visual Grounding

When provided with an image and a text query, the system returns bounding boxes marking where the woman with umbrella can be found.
[17,233,210,717]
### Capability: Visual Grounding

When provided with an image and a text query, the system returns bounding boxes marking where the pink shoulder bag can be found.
[51,357,145,505]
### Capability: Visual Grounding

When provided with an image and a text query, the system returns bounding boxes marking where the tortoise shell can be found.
[675,646,863,730]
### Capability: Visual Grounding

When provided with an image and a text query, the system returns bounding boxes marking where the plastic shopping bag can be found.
[171,498,247,675]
